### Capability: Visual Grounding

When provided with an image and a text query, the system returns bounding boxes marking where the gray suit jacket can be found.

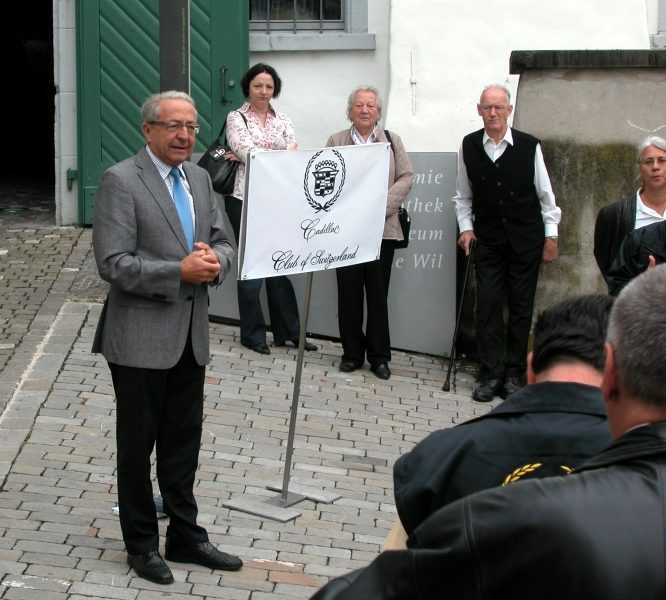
[91,147,233,369]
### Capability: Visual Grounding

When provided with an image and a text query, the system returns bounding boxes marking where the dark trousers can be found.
[335,241,395,368]
[225,195,301,346]
[474,238,542,380]
[109,336,208,555]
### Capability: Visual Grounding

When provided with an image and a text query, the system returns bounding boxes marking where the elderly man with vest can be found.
[453,84,561,402]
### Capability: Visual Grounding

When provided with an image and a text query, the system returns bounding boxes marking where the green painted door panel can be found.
[192,1,249,152]
[76,0,248,224]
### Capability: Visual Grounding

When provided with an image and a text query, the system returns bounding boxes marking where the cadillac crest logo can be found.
[304,149,346,212]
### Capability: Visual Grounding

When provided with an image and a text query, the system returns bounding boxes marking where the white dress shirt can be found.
[634,190,666,230]
[146,145,196,229]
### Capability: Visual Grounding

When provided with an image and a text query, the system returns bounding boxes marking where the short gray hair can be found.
[141,91,197,123]
[606,264,666,408]
[480,84,511,105]
[346,85,383,121]
[637,135,666,163]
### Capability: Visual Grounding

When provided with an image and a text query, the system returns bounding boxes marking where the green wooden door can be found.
[76,0,248,224]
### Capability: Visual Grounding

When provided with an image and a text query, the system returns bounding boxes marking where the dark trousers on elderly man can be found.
[109,334,208,555]
[474,238,542,381]
[336,240,395,369]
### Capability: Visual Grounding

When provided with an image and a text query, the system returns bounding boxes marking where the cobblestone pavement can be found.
[0,184,491,599]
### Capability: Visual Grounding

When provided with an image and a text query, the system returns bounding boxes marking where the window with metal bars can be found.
[250,0,345,33]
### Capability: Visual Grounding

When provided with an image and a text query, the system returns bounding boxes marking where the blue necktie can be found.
[170,167,194,251]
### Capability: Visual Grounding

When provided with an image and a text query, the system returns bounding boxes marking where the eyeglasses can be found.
[479,104,509,113]
[148,120,200,134]
[639,156,666,166]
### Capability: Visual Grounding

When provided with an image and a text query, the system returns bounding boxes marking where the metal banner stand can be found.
[223,271,341,522]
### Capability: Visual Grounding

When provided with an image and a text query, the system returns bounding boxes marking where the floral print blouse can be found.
[226,101,297,201]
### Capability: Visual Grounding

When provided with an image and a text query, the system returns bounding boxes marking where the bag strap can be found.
[215,111,249,143]
[214,121,227,142]
[384,129,394,153]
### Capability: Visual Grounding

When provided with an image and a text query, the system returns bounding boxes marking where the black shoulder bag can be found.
[384,129,410,249]
[198,111,248,196]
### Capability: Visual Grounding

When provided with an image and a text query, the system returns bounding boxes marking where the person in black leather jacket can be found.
[311,265,666,600]
[393,294,613,538]
[594,135,666,291]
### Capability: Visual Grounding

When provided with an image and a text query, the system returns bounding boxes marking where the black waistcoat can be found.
[463,128,544,252]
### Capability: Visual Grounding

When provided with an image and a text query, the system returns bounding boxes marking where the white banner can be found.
[238,143,390,280]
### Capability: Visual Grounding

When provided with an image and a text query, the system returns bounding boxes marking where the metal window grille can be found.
[250,0,344,33]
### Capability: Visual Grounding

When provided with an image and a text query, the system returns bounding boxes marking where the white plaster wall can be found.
[250,0,391,150]
[53,0,79,225]
[385,0,651,152]
[647,0,659,32]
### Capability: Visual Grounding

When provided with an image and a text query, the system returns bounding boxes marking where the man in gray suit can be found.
[92,91,241,584]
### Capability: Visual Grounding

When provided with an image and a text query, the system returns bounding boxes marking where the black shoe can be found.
[274,339,319,352]
[472,378,503,402]
[242,341,270,355]
[165,540,243,572]
[372,363,391,380]
[501,376,523,399]
[340,359,362,373]
[127,550,174,584]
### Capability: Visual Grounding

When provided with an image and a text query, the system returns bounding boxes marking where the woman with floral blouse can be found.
[224,63,317,355]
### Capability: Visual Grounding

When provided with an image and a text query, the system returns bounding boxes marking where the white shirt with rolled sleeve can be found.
[452,129,561,238]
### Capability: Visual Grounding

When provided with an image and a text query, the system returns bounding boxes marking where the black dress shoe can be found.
[274,339,319,352]
[242,341,270,355]
[372,363,391,380]
[127,550,174,584]
[340,359,362,372]
[501,376,523,399]
[472,378,503,402]
[165,540,243,571]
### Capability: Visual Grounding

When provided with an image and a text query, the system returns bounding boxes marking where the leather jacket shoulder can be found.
[606,219,666,295]
[593,194,636,286]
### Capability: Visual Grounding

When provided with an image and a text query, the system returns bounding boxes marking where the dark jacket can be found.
[462,128,543,253]
[605,219,666,295]
[393,382,610,536]
[593,194,636,289]
[311,421,666,600]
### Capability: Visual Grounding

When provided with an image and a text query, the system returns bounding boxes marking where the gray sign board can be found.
[209,152,458,356]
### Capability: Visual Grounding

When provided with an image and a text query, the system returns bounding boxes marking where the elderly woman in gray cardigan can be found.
[326,85,414,380]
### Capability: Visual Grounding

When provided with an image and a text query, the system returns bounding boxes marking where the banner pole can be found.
[279,270,314,502]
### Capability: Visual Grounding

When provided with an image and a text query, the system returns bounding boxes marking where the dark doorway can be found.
[1,4,55,217]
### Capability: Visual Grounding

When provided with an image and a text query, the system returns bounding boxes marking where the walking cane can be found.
[443,238,476,392]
